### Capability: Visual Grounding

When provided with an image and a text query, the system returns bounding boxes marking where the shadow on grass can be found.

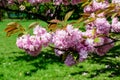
[87,44,120,78]
[69,45,120,78]
[13,48,63,76]
[11,44,120,77]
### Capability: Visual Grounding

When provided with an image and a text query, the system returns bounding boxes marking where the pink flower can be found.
[94,18,110,35]
[64,54,76,66]
[111,17,120,32]
[82,29,94,38]
[40,33,51,47]
[53,0,62,5]
[79,49,88,62]
[71,0,81,5]
[62,0,69,5]
[16,35,42,56]
[52,25,95,65]
[95,37,114,56]
[41,0,51,3]
[16,25,51,56]
[92,0,109,11]
[84,0,109,13]
[33,25,47,36]
[55,49,65,56]
[8,0,14,4]
[27,0,36,4]
[84,5,93,13]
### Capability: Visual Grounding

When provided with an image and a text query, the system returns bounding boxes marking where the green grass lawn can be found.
[0,19,120,80]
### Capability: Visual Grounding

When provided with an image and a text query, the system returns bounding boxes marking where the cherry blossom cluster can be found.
[52,23,115,66]
[16,22,116,66]
[16,25,51,56]
[52,25,93,66]
[84,17,114,56]
[83,0,120,33]
[84,0,109,13]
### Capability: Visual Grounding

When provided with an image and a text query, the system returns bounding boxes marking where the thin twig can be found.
[94,39,120,48]
[49,45,67,51]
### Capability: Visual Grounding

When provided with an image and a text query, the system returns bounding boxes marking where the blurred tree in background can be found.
[0,0,83,21]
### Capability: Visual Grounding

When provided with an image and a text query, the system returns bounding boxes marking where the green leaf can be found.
[92,28,96,36]
[81,1,92,7]
[64,10,74,22]
[88,17,96,23]
[111,13,118,18]
[94,37,100,43]
[28,22,39,29]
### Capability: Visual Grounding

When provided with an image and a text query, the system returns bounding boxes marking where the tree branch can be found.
[49,45,67,51]
[94,39,120,48]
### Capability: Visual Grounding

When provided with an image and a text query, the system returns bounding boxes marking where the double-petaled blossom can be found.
[52,25,83,54]
[83,20,113,56]
[27,0,35,4]
[94,18,111,35]
[16,34,42,56]
[95,37,114,56]
[27,0,50,4]
[92,0,109,11]
[16,25,51,56]
[64,54,76,66]
[52,25,94,66]
[111,17,120,32]
[86,17,111,35]
[71,0,81,5]
[84,0,109,13]
[8,0,14,4]
[53,0,62,5]
[53,0,81,5]
[82,36,113,56]
[33,25,51,47]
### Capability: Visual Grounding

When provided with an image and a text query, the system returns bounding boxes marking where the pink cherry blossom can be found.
[95,37,114,56]
[111,17,120,32]
[84,0,109,13]
[16,25,51,56]
[94,18,110,35]
[71,0,81,5]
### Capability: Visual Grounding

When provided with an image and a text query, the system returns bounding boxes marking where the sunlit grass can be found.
[0,19,120,80]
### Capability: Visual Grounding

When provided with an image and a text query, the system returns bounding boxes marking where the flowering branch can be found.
[94,39,117,48]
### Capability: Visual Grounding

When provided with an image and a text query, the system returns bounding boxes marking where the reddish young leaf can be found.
[4,22,25,37]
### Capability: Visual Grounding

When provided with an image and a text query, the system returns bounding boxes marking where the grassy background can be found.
[0,19,120,80]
